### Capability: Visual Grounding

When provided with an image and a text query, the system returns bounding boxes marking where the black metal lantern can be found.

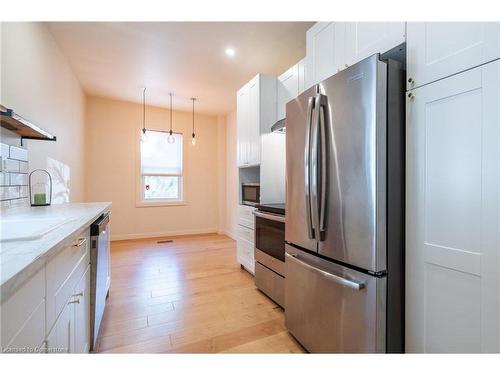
[29,169,52,206]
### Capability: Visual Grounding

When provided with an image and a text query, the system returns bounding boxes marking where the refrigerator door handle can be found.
[304,96,315,239]
[286,253,365,290]
[316,94,328,240]
[310,96,320,239]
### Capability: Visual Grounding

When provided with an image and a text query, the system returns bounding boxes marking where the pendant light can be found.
[140,87,148,142]
[167,92,175,144]
[190,97,197,145]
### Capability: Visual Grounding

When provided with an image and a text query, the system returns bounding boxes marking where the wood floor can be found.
[95,233,305,353]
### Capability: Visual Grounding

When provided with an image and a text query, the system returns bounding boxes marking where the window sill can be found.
[136,200,187,208]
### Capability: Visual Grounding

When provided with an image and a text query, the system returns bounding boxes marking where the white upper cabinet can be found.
[277,63,300,120]
[406,60,500,353]
[298,57,306,94]
[407,22,500,90]
[306,22,406,87]
[236,74,276,167]
[344,22,406,66]
[306,22,345,88]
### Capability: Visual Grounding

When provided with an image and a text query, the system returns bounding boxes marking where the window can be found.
[140,130,183,204]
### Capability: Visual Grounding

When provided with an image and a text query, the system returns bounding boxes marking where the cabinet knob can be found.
[408,92,415,100]
[345,64,349,68]
[408,77,415,84]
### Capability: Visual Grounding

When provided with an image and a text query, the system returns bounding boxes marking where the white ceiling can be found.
[47,22,314,115]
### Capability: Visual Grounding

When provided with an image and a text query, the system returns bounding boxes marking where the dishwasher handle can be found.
[91,213,109,236]
[285,253,365,290]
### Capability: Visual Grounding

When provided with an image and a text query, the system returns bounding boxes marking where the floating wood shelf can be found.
[0,104,57,145]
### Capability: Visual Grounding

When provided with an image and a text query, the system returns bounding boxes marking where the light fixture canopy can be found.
[191,97,196,146]
[225,47,236,57]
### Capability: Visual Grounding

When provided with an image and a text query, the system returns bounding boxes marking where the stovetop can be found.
[255,203,285,215]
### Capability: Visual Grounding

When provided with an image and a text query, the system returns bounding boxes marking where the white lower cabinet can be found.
[406,60,500,353]
[73,265,91,354]
[1,228,92,354]
[236,205,255,274]
[46,298,75,353]
[407,22,500,90]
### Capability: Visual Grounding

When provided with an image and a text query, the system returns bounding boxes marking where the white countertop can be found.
[0,202,111,300]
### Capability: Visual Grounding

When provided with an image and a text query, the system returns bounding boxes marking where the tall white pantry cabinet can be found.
[406,22,500,353]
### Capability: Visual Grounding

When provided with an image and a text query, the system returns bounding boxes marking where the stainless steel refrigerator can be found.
[285,54,405,353]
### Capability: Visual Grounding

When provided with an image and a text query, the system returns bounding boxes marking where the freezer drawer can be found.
[285,245,386,353]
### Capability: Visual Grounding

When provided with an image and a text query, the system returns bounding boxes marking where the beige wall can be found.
[224,110,238,239]
[1,22,86,201]
[85,95,224,240]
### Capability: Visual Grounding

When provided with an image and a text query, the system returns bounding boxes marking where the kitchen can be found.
[1,3,500,369]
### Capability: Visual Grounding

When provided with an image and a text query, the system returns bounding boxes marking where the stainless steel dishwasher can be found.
[89,212,110,351]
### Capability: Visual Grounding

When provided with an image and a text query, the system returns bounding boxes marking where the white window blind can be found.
[140,131,183,201]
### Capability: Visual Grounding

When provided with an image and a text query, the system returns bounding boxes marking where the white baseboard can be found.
[111,227,218,241]
[217,229,237,240]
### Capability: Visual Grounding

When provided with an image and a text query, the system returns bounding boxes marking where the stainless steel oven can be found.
[241,182,260,206]
[254,204,285,307]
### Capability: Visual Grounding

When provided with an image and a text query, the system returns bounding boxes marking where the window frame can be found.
[136,130,186,208]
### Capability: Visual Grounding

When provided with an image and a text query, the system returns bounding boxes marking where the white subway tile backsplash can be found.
[19,161,29,173]
[0,186,20,200]
[1,143,29,206]
[9,146,28,161]
[1,143,9,158]
[3,158,20,172]
[0,172,8,185]
[9,173,28,186]
[19,186,29,198]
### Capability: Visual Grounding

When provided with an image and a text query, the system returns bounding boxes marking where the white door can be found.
[344,22,406,67]
[406,60,500,353]
[236,85,249,167]
[277,64,299,120]
[247,76,261,166]
[46,301,75,353]
[73,265,90,353]
[306,22,345,87]
[407,22,500,90]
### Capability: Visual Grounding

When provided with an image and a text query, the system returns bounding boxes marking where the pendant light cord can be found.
[191,98,196,137]
[169,93,173,136]
[142,87,146,134]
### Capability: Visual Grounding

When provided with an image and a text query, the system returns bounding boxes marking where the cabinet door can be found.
[73,265,90,353]
[298,58,306,94]
[46,301,75,353]
[277,64,299,120]
[236,85,249,167]
[306,22,345,87]
[236,236,255,275]
[407,22,500,90]
[344,22,406,67]
[247,76,261,165]
[406,60,500,353]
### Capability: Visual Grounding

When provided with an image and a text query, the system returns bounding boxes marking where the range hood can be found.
[271,118,286,134]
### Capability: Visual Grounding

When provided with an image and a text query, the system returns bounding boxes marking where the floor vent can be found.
[157,240,173,244]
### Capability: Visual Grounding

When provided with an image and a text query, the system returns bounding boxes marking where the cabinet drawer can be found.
[236,224,254,244]
[3,299,46,353]
[237,205,255,229]
[237,238,255,274]
[1,267,45,348]
[46,228,90,332]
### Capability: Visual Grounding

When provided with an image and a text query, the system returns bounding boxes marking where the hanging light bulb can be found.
[167,92,175,144]
[141,88,148,142]
[191,97,196,146]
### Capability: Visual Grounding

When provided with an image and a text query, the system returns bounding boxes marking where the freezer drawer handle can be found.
[286,253,365,290]
[253,211,285,223]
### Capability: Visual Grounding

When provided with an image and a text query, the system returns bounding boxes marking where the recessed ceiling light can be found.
[225,47,236,57]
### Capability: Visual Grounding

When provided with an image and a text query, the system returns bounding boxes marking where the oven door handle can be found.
[253,211,285,223]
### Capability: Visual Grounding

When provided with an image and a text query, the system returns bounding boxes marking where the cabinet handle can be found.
[68,299,80,304]
[72,292,83,297]
[72,237,86,247]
